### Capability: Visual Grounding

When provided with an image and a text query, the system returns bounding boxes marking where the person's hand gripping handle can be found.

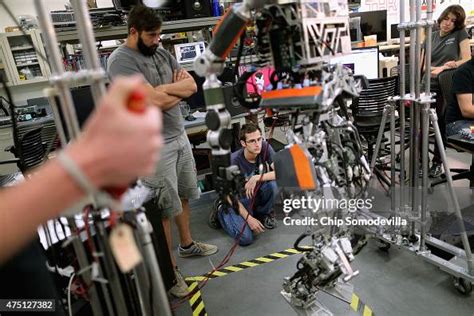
[105,89,147,199]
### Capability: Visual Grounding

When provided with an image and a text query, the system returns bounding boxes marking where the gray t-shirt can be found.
[430,29,469,67]
[107,45,184,142]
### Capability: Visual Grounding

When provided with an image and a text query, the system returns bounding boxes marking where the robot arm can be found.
[195,1,365,312]
[193,1,267,210]
[194,0,265,77]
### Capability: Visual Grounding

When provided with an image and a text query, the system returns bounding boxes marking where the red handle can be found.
[106,89,146,199]
[126,90,146,113]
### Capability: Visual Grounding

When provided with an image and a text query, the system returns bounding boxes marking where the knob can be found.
[205,110,220,130]
[193,1,202,10]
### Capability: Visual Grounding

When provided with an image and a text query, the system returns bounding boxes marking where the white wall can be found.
[0,0,113,32]
[359,0,473,41]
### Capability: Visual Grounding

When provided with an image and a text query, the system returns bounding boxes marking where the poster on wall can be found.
[360,0,397,12]
[360,0,398,21]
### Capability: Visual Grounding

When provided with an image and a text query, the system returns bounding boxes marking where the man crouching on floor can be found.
[209,123,278,245]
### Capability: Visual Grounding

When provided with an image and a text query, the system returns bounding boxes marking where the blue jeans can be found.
[446,120,474,137]
[217,181,277,246]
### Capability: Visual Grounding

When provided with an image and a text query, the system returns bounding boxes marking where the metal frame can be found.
[369,0,474,291]
[34,1,173,315]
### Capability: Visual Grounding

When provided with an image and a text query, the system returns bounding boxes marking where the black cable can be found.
[0,96,10,116]
[58,218,68,240]
[233,30,247,84]
[171,126,276,310]
[0,73,20,161]
[293,233,313,252]
[232,34,263,109]
[0,1,50,65]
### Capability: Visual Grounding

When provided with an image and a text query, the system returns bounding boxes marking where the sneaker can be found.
[178,241,218,258]
[429,162,443,178]
[169,268,189,298]
[262,215,277,229]
[208,199,222,229]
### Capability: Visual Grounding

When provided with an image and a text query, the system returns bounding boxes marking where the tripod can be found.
[369,0,473,294]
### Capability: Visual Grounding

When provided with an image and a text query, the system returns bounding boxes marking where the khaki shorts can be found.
[142,131,200,218]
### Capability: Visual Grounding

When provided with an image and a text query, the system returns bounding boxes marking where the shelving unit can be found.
[0,46,14,85]
[0,17,221,86]
[0,30,51,86]
[56,16,220,44]
[58,16,220,75]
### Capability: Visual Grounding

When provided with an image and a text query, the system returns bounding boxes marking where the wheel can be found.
[453,277,473,295]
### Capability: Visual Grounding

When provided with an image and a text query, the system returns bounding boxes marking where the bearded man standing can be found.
[107,5,217,298]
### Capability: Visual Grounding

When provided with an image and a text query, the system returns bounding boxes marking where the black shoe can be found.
[262,215,277,229]
[208,199,222,229]
[429,162,443,178]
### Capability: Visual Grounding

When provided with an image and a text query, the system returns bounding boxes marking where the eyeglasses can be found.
[246,137,262,145]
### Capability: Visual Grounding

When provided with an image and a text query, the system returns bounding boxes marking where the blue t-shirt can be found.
[231,141,275,179]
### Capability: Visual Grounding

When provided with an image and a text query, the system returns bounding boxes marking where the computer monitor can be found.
[71,86,95,128]
[349,10,387,43]
[174,42,206,65]
[112,0,140,11]
[186,67,236,111]
[142,0,177,9]
[113,0,177,11]
[390,24,410,41]
[28,88,95,129]
[54,86,95,130]
[329,46,379,80]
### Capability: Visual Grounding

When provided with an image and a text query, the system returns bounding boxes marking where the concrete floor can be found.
[170,148,474,316]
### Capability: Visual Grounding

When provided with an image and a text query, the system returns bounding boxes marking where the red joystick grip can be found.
[106,89,146,199]
[127,89,146,113]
